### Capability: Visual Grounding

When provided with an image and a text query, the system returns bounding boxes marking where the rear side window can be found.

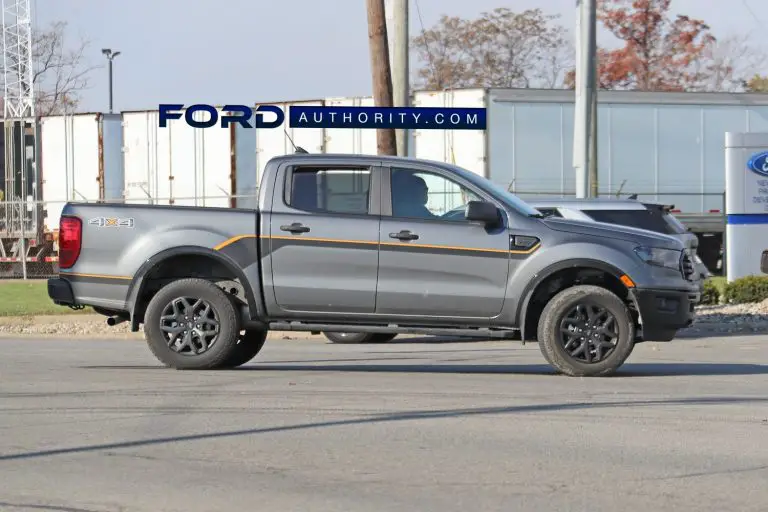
[288,167,371,215]
[582,208,684,234]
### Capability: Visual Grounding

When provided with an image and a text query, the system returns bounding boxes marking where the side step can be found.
[268,321,518,339]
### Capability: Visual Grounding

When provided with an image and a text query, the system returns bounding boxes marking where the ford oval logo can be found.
[748,151,768,177]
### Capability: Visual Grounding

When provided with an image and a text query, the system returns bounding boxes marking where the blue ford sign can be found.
[748,151,768,177]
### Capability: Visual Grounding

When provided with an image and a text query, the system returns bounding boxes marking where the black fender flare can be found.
[516,258,631,341]
[126,245,263,330]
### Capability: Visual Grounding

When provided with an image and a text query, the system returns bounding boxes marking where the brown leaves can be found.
[411,8,574,90]
[745,75,768,93]
[595,0,720,91]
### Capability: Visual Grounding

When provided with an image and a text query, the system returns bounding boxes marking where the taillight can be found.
[59,216,82,269]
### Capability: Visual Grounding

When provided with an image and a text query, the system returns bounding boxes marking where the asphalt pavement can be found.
[1,334,767,512]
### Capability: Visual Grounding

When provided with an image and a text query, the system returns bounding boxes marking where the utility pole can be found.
[573,0,597,198]
[367,0,397,156]
[101,48,121,113]
[589,90,598,197]
[387,0,409,157]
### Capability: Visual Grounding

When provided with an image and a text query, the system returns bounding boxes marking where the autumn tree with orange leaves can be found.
[596,0,719,91]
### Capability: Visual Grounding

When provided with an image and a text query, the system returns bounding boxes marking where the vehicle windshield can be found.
[484,181,545,217]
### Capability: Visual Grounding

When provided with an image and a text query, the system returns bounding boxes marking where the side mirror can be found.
[466,200,500,226]
[761,250,768,274]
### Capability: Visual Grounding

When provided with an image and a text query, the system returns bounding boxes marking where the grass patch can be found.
[0,280,92,317]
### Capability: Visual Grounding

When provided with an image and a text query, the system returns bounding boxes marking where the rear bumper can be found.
[632,287,699,341]
[47,277,76,306]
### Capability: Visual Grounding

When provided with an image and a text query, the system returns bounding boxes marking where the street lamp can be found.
[101,48,121,113]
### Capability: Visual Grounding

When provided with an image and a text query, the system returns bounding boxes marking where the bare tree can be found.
[32,21,99,115]
[693,33,767,92]
[1,21,99,117]
[411,8,574,90]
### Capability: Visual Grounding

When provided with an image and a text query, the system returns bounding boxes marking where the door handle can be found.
[280,222,310,234]
[389,230,419,241]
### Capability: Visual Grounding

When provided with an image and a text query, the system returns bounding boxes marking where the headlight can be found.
[634,246,682,270]
[693,254,703,265]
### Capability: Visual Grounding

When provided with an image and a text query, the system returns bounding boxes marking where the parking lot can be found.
[1,334,767,512]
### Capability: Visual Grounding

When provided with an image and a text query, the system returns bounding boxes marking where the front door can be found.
[376,166,511,320]
[269,163,381,314]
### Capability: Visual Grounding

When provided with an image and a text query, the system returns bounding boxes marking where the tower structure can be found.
[1,0,38,275]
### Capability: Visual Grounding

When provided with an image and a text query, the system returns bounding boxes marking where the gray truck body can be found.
[48,154,702,376]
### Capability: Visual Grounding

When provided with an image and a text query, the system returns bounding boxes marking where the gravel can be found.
[3,302,768,338]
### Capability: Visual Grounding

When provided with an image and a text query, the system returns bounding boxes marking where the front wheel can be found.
[323,332,398,344]
[537,285,635,377]
[143,278,241,370]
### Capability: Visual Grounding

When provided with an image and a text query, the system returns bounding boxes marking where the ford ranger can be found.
[47,153,701,377]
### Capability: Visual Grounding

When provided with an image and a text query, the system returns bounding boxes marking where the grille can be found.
[680,252,695,281]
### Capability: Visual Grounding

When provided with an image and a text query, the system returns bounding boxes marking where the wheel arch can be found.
[126,245,262,331]
[517,258,635,342]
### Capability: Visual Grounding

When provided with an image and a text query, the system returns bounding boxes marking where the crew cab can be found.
[47,154,701,377]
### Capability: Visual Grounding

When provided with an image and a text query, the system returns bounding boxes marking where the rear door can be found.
[268,162,382,315]
[375,164,513,321]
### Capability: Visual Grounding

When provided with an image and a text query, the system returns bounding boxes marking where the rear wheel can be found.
[323,332,398,344]
[220,329,268,368]
[143,278,241,370]
[537,285,635,377]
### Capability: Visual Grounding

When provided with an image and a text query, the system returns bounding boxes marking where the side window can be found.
[390,167,481,221]
[288,167,371,215]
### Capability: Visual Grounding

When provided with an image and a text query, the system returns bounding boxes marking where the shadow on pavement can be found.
[78,361,768,377]
[2,395,767,462]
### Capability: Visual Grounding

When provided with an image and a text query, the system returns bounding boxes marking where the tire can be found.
[143,278,241,370]
[537,285,635,377]
[323,332,397,344]
[220,329,268,368]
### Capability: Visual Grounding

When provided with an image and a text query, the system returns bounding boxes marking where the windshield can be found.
[435,163,543,217]
[483,181,544,217]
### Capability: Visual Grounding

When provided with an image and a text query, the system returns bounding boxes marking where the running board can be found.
[268,321,518,339]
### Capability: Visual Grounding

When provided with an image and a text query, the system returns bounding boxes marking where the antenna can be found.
[284,128,308,154]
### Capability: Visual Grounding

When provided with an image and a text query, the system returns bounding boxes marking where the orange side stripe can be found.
[214,234,541,255]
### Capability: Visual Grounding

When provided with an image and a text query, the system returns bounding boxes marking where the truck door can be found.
[268,163,381,315]
[376,166,511,321]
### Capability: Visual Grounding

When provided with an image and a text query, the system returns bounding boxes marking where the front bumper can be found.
[47,277,76,306]
[632,287,699,341]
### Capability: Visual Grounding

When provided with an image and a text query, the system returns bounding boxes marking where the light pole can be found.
[101,48,121,113]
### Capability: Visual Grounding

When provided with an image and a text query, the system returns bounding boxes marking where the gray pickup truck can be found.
[47,153,701,377]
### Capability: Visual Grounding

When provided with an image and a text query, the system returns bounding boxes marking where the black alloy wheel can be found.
[160,296,221,356]
[143,278,241,370]
[558,303,619,364]
[537,285,635,377]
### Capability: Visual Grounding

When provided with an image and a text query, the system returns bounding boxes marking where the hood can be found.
[541,217,684,250]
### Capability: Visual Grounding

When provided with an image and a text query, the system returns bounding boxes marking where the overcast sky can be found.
[36,0,768,113]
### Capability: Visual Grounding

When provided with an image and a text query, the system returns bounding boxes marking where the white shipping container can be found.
[323,96,379,155]
[122,108,238,208]
[40,113,123,234]
[254,99,326,184]
[412,89,487,178]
